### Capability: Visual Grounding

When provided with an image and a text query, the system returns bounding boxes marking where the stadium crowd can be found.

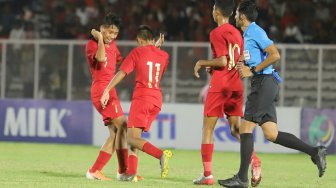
[0,0,335,44]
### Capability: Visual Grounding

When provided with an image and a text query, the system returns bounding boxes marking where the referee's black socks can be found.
[238,133,253,182]
[274,131,316,156]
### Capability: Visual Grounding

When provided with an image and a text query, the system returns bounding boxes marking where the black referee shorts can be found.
[244,74,279,125]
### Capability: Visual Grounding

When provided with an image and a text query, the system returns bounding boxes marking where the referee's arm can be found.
[255,44,280,72]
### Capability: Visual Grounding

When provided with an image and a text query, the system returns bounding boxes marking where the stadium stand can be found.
[0,0,335,108]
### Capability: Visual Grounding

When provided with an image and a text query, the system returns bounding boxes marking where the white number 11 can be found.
[147,61,161,88]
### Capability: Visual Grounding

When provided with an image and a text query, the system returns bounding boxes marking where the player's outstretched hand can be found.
[100,91,110,109]
[155,33,165,48]
[194,61,202,78]
[91,29,103,41]
[237,61,253,78]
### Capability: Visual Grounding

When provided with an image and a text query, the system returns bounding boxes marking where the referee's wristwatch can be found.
[250,66,257,75]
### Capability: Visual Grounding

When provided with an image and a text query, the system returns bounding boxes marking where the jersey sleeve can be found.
[210,30,229,57]
[254,28,273,51]
[162,53,170,73]
[115,44,123,62]
[86,40,98,64]
[120,49,136,75]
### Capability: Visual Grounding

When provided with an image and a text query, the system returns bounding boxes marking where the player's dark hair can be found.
[214,0,235,17]
[238,0,258,22]
[102,12,122,29]
[136,25,154,41]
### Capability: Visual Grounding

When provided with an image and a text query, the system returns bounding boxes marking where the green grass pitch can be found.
[0,142,335,188]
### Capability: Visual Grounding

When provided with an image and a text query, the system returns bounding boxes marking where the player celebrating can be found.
[218,1,327,187]
[192,0,261,186]
[101,25,172,182]
[85,12,129,181]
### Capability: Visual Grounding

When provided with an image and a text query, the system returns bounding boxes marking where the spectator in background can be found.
[0,3,15,37]
[297,0,315,38]
[76,0,98,27]
[9,20,25,75]
[25,22,39,39]
[9,21,25,47]
[22,6,34,22]
[256,0,271,32]
[33,1,53,38]
[280,5,297,31]
[283,20,303,43]
[21,22,38,98]
[164,8,183,40]
[0,0,334,44]
[311,19,329,44]
[21,45,34,98]
[267,6,281,42]
[315,2,330,24]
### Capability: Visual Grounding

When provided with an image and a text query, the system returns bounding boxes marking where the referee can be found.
[218,1,327,187]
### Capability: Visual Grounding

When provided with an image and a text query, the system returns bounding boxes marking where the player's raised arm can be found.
[91,29,106,62]
[100,71,126,109]
[154,33,165,48]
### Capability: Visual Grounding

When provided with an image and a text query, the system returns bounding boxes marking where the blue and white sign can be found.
[92,103,301,153]
[0,99,92,144]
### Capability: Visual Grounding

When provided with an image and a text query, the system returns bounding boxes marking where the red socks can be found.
[116,149,128,174]
[201,144,214,177]
[89,151,111,173]
[127,155,138,175]
[142,142,163,159]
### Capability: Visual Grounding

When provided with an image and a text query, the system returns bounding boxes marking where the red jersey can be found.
[86,39,122,85]
[86,39,122,98]
[120,45,169,108]
[209,23,243,92]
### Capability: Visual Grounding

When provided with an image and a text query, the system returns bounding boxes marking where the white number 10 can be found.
[147,61,161,88]
[228,43,240,70]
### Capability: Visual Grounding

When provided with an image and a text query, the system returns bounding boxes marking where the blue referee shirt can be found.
[243,22,274,74]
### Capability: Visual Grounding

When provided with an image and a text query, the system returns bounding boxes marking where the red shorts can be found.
[91,88,124,125]
[127,99,161,132]
[204,90,243,118]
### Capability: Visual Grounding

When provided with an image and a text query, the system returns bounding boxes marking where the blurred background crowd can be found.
[1,0,336,106]
[1,0,335,44]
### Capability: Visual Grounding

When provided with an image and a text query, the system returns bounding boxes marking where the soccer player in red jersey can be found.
[101,25,172,182]
[219,1,326,187]
[192,0,261,186]
[85,12,129,181]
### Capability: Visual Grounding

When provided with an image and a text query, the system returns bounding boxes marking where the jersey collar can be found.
[243,22,256,37]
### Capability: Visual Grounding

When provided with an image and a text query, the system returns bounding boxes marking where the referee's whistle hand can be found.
[238,54,245,62]
[237,63,253,78]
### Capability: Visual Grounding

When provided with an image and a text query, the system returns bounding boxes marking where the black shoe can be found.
[218,175,248,188]
[311,146,327,177]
